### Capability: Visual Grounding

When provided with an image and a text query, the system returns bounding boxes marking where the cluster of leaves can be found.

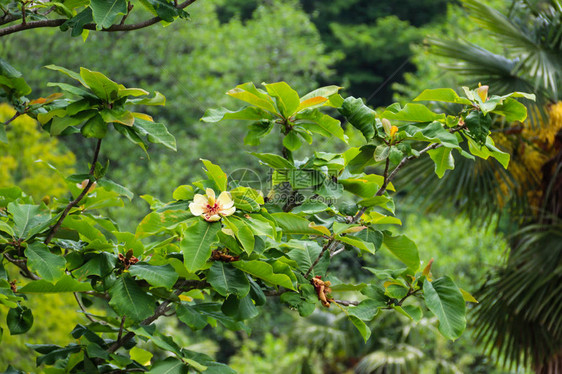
[0,0,190,38]
[0,59,532,372]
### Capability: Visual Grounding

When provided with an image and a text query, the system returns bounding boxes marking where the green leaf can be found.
[464,110,492,144]
[89,0,127,30]
[227,82,278,114]
[201,159,227,192]
[250,152,294,169]
[80,67,120,101]
[129,263,179,289]
[232,260,295,290]
[176,303,208,330]
[264,82,300,117]
[7,306,33,335]
[0,58,31,96]
[207,262,250,298]
[338,97,375,140]
[349,315,371,342]
[286,241,326,277]
[180,220,221,272]
[283,131,301,152]
[108,276,156,322]
[373,144,390,162]
[137,0,186,22]
[414,88,472,105]
[295,109,346,143]
[8,203,51,239]
[51,110,96,136]
[271,213,328,236]
[127,91,166,106]
[401,122,460,149]
[45,64,85,84]
[381,103,446,123]
[60,7,93,36]
[133,118,176,151]
[147,357,188,374]
[490,97,527,122]
[81,114,107,139]
[97,177,134,200]
[467,136,510,169]
[428,147,454,178]
[423,277,466,340]
[336,235,376,254]
[383,233,420,271]
[18,276,93,293]
[201,106,272,123]
[25,242,66,282]
[222,216,254,254]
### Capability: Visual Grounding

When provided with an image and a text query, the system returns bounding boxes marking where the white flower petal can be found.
[220,206,236,217]
[205,214,221,222]
[217,191,234,209]
[189,202,205,216]
[193,194,208,205]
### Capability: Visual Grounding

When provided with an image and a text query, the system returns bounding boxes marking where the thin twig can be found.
[3,252,40,280]
[106,280,206,354]
[4,112,21,126]
[73,292,106,324]
[117,316,126,341]
[333,299,359,307]
[0,0,197,37]
[44,139,102,244]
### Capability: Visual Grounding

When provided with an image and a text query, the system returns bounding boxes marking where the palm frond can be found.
[472,224,562,372]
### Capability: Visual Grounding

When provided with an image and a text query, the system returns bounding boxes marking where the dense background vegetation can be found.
[1,0,560,372]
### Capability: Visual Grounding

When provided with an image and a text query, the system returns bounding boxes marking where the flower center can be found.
[206,203,220,215]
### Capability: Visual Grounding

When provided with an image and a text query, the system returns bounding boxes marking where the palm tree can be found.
[399,0,562,372]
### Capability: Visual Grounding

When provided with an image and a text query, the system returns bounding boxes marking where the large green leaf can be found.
[79,67,120,101]
[133,118,176,151]
[108,276,156,322]
[467,136,510,169]
[338,97,375,140]
[250,152,294,169]
[222,216,254,254]
[271,213,328,236]
[24,242,66,282]
[207,262,250,297]
[7,306,33,335]
[414,88,472,105]
[147,357,188,374]
[401,122,460,149]
[18,276,93,293]
[227,82,278,114]
[295,109,346,142]
[89,0,127,30]
[7,203,51,239]
[201,159,227,192]
[201,106,272,123]
[264,82,300,117]
[180,221,221,272]
[336,235,376,254]
[232,260,295,290]
[423,277,466,340]
[428,147,454,178]
[382,233,420,271]
[381,103,446,123]
[129,263,179,289]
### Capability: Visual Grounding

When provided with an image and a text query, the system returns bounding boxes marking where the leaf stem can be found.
[44,138,102,245]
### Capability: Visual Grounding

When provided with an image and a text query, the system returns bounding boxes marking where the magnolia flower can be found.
[189,188,236,222]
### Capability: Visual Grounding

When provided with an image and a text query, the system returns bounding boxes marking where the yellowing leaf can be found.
[296,96,328,112]
[179,294,193,302]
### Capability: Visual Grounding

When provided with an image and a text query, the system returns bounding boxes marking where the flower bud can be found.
[382,118,392,136]
[476,83,489,102]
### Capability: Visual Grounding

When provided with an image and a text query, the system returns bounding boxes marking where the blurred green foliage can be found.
[0,103,75,201]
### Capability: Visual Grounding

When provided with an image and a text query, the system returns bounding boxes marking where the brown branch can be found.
[73,291,107,324]
[0,0,197,37]
[333,299,359,307]
[4,112,21,126]
[106,280,206,354]
[44,138,102,245]
[3,252,40,280]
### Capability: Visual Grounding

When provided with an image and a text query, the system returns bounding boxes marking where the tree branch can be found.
[0,0,197,37]
[3,252,40,280]
[44,138,102,245]
[106,279,206,354]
